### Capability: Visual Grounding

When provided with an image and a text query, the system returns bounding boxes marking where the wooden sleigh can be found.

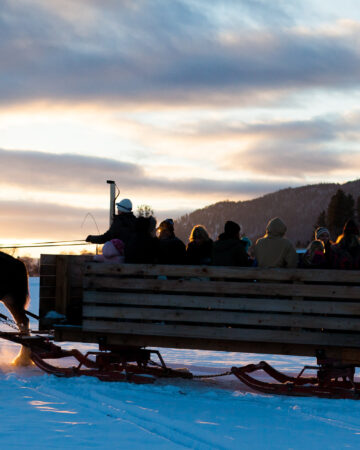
[3,254,360,399]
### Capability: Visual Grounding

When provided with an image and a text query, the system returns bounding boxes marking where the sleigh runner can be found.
[3,254,360,399]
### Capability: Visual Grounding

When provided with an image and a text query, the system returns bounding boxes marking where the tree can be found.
[311,210,327,241]
[357,196,360,222]
[314,210,327,228]
[327,189,355,237]
[137,204,154,218]
[18,256,39,276]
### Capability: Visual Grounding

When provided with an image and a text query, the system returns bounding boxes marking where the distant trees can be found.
[137,204,154,218]
[311,190,357,240]
[326,189,355,237]
[314,210,327,228]
[172,180,360,246]
[18,256,39,277]
[311,210,327,241]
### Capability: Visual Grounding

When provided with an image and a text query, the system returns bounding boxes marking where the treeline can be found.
[174,179,360,247]
[315,189,360,238]
[18,256,39,277]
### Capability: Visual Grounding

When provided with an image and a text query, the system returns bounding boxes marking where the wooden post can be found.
[107,180,116,227]
[55,255,70,316]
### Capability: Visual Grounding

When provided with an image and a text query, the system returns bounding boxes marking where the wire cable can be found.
[0,240,96,249]
[81,212,100,234]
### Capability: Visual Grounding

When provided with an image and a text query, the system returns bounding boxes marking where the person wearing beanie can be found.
[314,226,333,267]
[157,218,186,264]
[86,198,137,245]
[332,219,360,269]
[212,221,251,267]
[315,227,330,243]
[116,198,133,214]
[254,217,297,268]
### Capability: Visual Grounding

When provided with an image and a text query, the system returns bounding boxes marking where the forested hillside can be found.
[175,179,360,246]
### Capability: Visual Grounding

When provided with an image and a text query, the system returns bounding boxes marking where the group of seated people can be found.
[85,198,360,270]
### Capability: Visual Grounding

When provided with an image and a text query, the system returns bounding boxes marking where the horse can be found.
[0,251,32,365]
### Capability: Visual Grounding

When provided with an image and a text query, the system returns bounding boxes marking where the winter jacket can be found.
[125,235,160,264]
[331,236,360,270]
[86,213,137,245]
[254,217,297,268]
[158,236,186,265]
[300,249,328,269]
[212,234,251,267]
[93,240,125,263]
[186,240,213,265]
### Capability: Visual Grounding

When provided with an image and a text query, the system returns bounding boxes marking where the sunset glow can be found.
[1,0,360,255]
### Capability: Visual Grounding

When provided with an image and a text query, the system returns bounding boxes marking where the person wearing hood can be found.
[332,219,360,270]
[254,217,297,268]
[212,221,251,267]
[85,198,137,245]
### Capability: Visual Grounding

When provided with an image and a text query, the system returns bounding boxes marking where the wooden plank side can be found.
[68,255,94,287]
[40,275,56,287]
[40,254,57,265]
[84,263,360,284]
[53,327,360,364]
[83,291,360,316]
[55,256,69,315]
[84,277,360,299]
[54,255,92,324]
[82,320,360,347]
[39,265,56,276]
[82,304,360,331]
[40,286,56,298]
[39,254,91,327]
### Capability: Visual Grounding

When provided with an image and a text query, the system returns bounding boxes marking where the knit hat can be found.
[343,219,359,236]
[158,218,174,232]
[224,220,240,235]
[116,198,132,213]
[315,227,330,240]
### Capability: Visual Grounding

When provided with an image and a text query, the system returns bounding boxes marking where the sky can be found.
[1,0,360,255]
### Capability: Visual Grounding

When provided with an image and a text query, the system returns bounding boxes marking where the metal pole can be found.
[107,180,116,226]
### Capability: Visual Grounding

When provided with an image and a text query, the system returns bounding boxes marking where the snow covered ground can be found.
[1,279,360,449]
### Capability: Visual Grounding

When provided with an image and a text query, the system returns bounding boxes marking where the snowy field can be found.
[1,279,360,449]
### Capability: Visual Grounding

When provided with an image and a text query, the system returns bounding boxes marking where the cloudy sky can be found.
[1,0,360,252]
